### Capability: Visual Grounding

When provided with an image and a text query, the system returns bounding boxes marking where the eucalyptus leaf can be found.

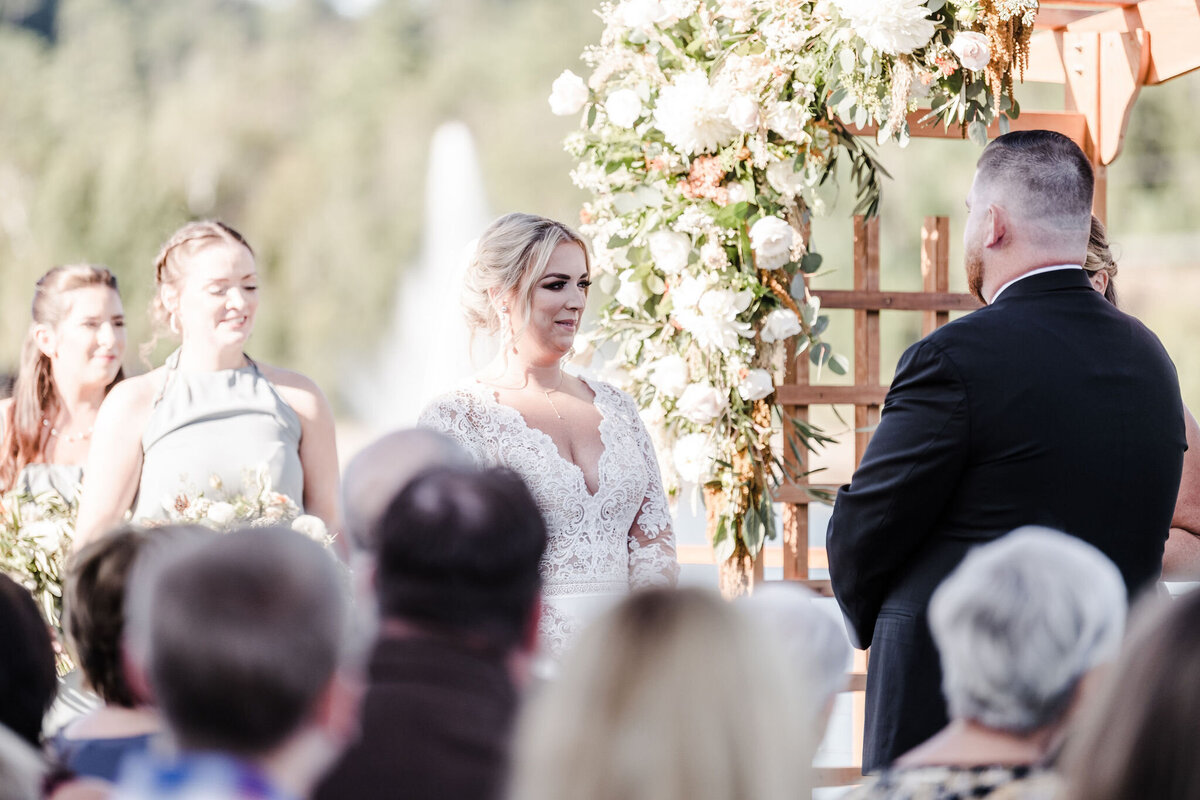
[713,517,736,563]
[713,200,752,228]
[927,0,945,11]
[968,120,988,147]
[811,315,830,337]
[586,104,597,128]
[789,272,807,300]
[608,233,634,249]
[800,252,823,273]
[743,506,764,555]
[810,341,832,367]
[646,274,666,295]
[828,353,850,375]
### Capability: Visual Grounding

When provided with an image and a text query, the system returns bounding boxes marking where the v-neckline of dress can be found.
[471,375,612,500]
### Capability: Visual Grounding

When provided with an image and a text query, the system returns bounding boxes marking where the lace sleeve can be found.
[417,392,490,465]
[620,392,680,588]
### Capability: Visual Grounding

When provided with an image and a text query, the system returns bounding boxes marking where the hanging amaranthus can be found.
[980,0,1038,113]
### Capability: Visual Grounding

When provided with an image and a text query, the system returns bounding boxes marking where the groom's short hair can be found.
[976,130,1094,231]
[374,466,547,650]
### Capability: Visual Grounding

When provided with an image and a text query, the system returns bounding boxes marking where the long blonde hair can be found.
[510,588,815,800]
[462,212,589,348]
[0,265,123,491]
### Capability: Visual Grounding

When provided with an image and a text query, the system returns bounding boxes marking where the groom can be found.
[827,130,1187,771]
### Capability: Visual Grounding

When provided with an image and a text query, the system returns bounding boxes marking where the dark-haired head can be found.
[374,466,547,651]
[0,574,56,746]
[64,525,158,707]
[975,130,1095,228]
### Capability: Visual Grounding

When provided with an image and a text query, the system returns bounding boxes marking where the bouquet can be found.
[148,465,333,547]
[553,0,1035,577]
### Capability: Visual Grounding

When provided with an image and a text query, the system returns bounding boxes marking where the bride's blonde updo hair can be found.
[142,220,253,361]
[463,213,590,342]
[1084,214,1118,306]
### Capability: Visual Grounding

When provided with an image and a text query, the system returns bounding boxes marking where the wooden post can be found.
[852,217,881,467]
[921,217,951,336]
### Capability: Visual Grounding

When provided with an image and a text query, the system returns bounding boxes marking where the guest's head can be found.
[1084,214,1119,305]
[463,212,590,364]
[965,130,1094,303]
[0,723,44,800]
[511,587,814,800]
[125,527,370,790]
[1,264,124,490]
[1062,589,1200,800]
[740,584,851,730]
[63,525,158,707]
[341,429,472,552]
[375,466,546,653]
[149,220,257,359]
[930,526,1125,736]
[0,574,56,747]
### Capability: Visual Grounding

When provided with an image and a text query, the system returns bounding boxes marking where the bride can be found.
[420,212,679,665]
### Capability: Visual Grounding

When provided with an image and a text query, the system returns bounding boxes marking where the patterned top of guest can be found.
[841,764,1061,800]
[111,752,297,800]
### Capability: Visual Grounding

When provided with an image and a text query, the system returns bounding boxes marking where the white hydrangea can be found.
[648,354,690,398]
[654,71,739,155]
[673,276,754,351]
[832,0,936,55]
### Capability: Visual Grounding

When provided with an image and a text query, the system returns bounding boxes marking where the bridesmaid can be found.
[74,221,340,546]
[0,265,126,503]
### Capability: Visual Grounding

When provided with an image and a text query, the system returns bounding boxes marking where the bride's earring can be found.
[169,311,181,335]
[499,305,513,353]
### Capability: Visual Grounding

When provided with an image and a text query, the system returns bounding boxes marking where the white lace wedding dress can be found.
[419,376,679,665]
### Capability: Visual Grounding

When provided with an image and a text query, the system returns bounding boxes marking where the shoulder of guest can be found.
[255,363,328,417]
[101,371,160,415]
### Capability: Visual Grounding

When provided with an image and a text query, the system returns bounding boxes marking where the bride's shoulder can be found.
[419,384,490,422]
[578,374,637,409]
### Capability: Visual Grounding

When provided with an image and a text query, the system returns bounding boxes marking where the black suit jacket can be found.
[314,633,517,800]
[826,268,1185,771]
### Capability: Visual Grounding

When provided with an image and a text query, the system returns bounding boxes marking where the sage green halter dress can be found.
[130,350,304,522]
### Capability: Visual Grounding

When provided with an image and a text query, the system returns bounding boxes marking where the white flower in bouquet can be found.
[765,101,811,143]
[726,96,760,134]
[291,514,329,544]
[654,71,738,155]
[549,70,589,116]
[724,182,749,205]
[716,0,758,30]
[954,0,980,25]
[674,432,716,484]
[22,520,63,554]
[206,501,237,527]
[678,382,729,424]
[648,229,692,274]
[648,354,690,398]
[738,368,775,401]
[761,308,803,343]
[614,0,672,30]
[833,0,936,55]
[616,269,649,308]
[749,216,795,270]
[766,159,806,198]
[605,88,644,128]
[949,31,991,71]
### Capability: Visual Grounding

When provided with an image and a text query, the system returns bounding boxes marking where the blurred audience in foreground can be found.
[1062,587,1200,800]
[0,574,57,749]
[114,527,372,800]
[316,464,547,800]
[845,527,1126,799]
[510,586,816,800]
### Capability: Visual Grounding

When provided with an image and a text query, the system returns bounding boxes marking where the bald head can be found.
[342,429,473,550]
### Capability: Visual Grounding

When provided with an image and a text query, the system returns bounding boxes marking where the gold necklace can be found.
[543,370,566,421]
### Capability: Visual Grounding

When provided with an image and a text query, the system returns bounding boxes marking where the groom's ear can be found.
[984,203,1007,249]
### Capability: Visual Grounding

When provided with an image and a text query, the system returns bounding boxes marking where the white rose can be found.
[648,229,692,274]
[673,432,715,484]
[761,308,803,343]
[548,70,589,116]
[749,216,795,270]
[207,501,237,527]
[766,159,806,197]
[616,0,671,29]
[292,514,328,543]
[949,31,991,72]
[833,0,936,55]
[766,101,811,143]
[726,96,760,133]
[725,181,749,205]
[24,521,62,552]
[738,368,775,401]
[648,354,690,398]
[677,382,729,424]
[615,269,648,308]
[605,88,644,128]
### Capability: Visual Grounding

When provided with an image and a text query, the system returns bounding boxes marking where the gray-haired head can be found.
[740,584,851,715]
[125,527,371,757]
[342,428,473,551]
[930,526,1126,734]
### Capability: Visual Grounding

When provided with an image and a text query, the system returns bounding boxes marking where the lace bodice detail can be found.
[419,377,679,656]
